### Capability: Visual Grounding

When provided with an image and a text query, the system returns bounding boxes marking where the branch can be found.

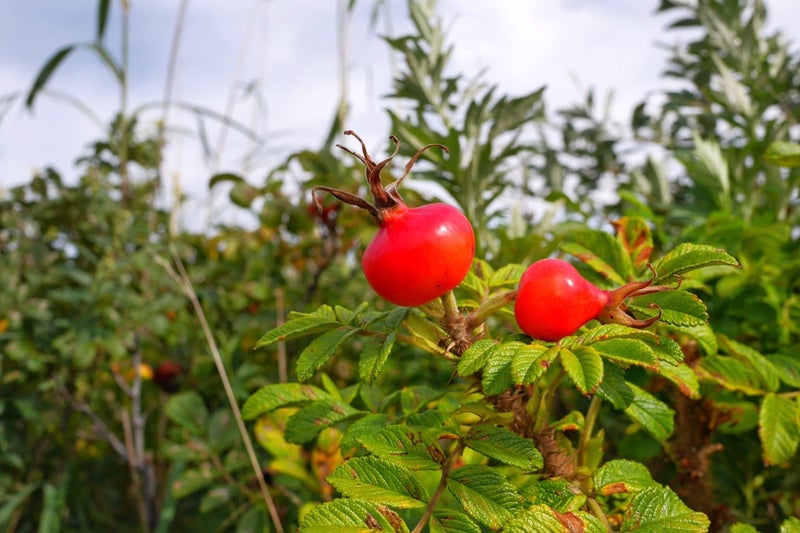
[411,440,464,533]
[58,385,128,460]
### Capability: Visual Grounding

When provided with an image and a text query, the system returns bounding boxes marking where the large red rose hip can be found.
[313,130,475,307]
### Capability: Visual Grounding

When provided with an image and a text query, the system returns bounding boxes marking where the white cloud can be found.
[1,0,798,229]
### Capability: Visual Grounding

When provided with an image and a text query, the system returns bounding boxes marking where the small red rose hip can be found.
[514,259,609,341]
[514,258,673,342]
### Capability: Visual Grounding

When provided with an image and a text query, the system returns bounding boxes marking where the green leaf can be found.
[430,510,481,533]
[628,290,708,327]
[334,302,370,325]
[299,498,409,532]
[681,323,718,355]
[763,141,800,168]
[758,393,800,466]
[283,399,360,444]
[594,459,661,496]
[89,42,123,82]
[646,335,685,366]
[464,425,543,471]
[327,457,428,509]
[40,478,69,533]
[208,172,245,188]
[359,425,445,470]
[696,356,763,395]
[614,216,654,271]
[254,314,339,349]
[511,343,559,385]
[771,354,800,388]
[489,263,526,287]
[520,479,586,512]
[446,465,522,529]
[573,323,657,344]
[296,327,360,382]
[480,342,517,395]
[457,339,496,377]
[596,362,635,409]
[624,383,674,441]
[651,243,738,284]
[720,337,781,392]
[358,333,395,384]
[164,391,208,435]
[591,338,658,370]
[25,45,75,109]
[561,230,630,285]
[658,363,701,399]
[560,347,604,395]
[620,486,710,532]
[96,0,111,40]
[503,505,605,533]
[340,413,391,451]
[241,383,329,420]
[780,517,800,533]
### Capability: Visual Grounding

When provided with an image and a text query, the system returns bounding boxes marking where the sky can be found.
[1,0,799,229]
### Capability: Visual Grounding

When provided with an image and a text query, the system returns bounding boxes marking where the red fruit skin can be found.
[514,258,609,342]
[362,203,475,307]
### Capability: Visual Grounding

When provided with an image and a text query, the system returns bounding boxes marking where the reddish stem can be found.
[598,264,680,329]
[311,130,449,226]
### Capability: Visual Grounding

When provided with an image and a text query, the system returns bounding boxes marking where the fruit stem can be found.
[313,130,450,226]
[598,264,678,329]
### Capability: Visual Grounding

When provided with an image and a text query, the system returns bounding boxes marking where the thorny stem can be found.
[411,440,464,533]
[440,290,461,328]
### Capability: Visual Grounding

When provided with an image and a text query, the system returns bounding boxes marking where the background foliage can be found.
[1,0,799,531]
